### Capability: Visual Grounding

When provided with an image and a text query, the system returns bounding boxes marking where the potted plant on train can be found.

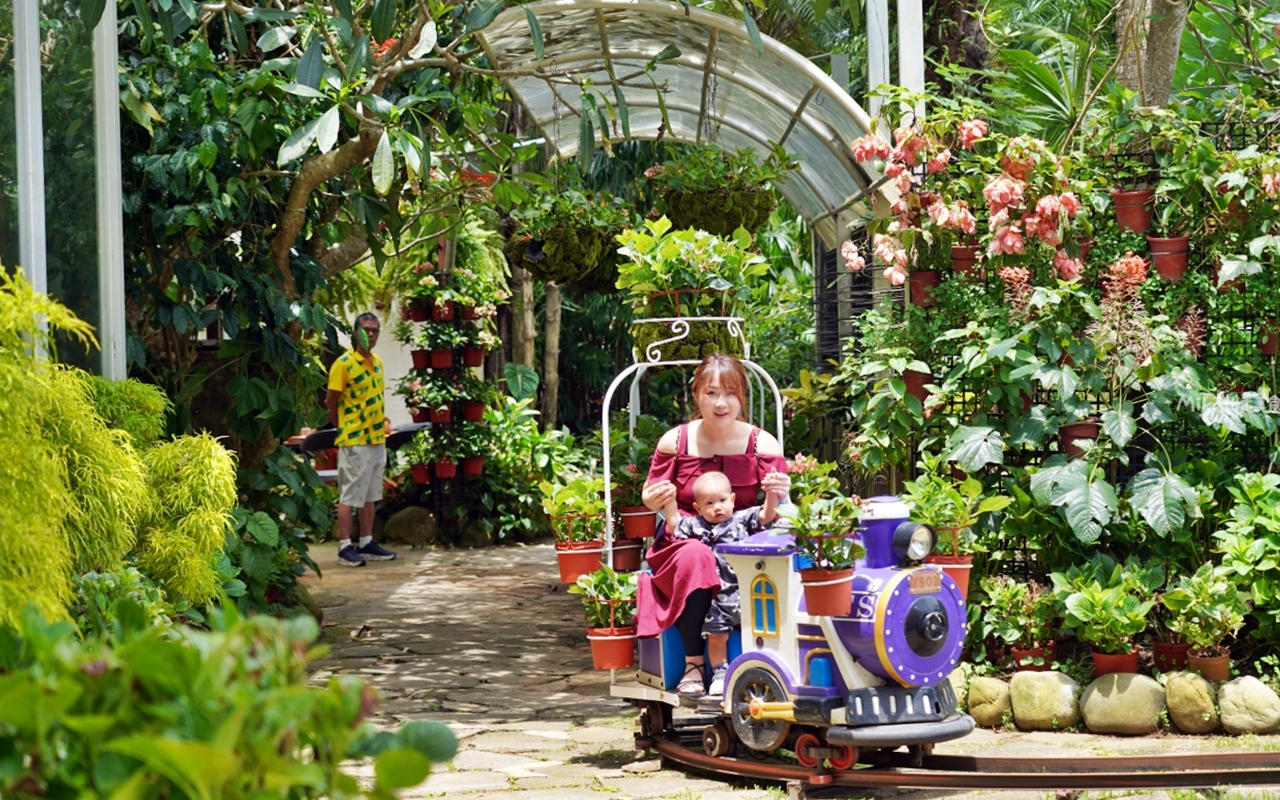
[1160,563,1250,681]
[505,172,631,288]
[540,474,607,584]
[615,216,769,362]
[981,575,1057,670]
[901,452,1012,601]
[569,565,639,670]
[644,141,796,236]
[776,468,864,616]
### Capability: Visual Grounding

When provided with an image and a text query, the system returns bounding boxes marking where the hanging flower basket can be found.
[611,539,643,572]
[462,401,486,422]
[431,300,455,322]
[434,457,457,479]
[586,625,637,669]
[951,244,980,276]
[1261,322,1280,356]
[661,188,775,236]
[907,270,941,308]
[798,567,854,616]
[629,316,749,364]
[410,349,430,370]
[462,456,485,476]
[504,228,609,284]
[1060,419,1100,459]
[410,463,431,485]
[430,349,453,369]
[903,370,932,404]
[461,345,485,367]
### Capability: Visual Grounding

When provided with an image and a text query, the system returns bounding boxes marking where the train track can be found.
[640,706,1280,791]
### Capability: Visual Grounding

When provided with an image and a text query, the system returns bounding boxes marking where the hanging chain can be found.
[704,42,721,143]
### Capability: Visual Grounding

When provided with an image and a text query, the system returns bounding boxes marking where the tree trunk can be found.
[1143,0,1190,108]
[511,265,537,368]
[924,0,990,86]
[1115,0,1150,101]
[540,282,561,430]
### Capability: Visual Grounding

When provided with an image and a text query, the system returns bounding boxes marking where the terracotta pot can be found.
[586,626,636,669]
[434,457,457,479]
[461,456,484,476]
[407,302,430,322]
[1188,652,1230,681]
[1077,238,1096,263]
[429,407,451,424]
[410,349,430,370]
[923,554,973,601]
[902,369,932,404]
[799,567,854,616]
[410,408,429,424]
[313,448,338,471]
[410,463,430,485]
[430,349,453,369]
[1011,645,1048,671]
[1092,647,1140,676]
[462,401,486,422]
[612,539,643,572]
[1110,188,1154,233]
[1060,419,1100,459]
[431,300,455,322]
[951,244,980,276]
[1261,323,1280,356]
[907,270,941,308]
[460,305,480,320]
[398,304,412,321]
[461,345,485,367]
[1152,641,1192,673]
[1147,235,1191,281]
[619,506,657,539]
[555,540,604,584]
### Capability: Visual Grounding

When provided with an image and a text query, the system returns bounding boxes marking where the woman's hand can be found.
[643,480,677,512]
[762,469,791,503]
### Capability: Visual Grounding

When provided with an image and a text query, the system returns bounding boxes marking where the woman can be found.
[636,354,790,697]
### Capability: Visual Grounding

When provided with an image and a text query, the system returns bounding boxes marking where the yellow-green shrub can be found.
[84,374,172,447]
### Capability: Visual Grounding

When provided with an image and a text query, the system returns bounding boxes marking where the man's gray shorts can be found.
[338,444,386,506]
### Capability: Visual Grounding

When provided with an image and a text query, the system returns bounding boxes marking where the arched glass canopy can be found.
[476,0,887,246]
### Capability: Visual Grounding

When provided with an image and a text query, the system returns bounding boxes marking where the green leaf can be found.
[242,7,297,21]
[525,7,544,61]
[1100,408,1136,448]
[277,115,321,165]
[296,38,324,89]
[1202,393,1250,434]
[741,6,765,55]
[82,0,107,31]
[245,511,280,546]
[504,363,539,400]
[315,106,341,154]
[394,721,458,762]
[372,130,394,195]
[1127,468,1196,535]
[347,35,371,79]
[333,0,354,27]
[279,83,325,99]
[374,748,432,790]
[578,112,594,174]
[225,8,246,53]
[463,0,503,33]
[371,0,395,44]
[257,25,296,52]
[105,738,240,800]
[945,425,1004,472]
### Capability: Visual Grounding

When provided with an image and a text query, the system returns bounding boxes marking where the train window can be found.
[751,576,778,637]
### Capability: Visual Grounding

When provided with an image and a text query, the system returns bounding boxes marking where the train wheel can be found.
[702,721,735,757]
[793,733,821,768]
[828,744,857,770]
[640,701,671,738]
[728,666,791,753]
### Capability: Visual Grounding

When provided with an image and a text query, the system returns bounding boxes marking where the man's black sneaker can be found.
[358,541,397,561]
[337,546,367,567]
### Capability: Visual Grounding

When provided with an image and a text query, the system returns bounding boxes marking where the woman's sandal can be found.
[676,662,706,696]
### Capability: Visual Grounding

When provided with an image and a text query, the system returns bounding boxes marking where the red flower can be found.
[459,167,497,187]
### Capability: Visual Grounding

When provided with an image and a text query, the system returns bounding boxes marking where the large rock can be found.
[1080,673,1165,735]
[382,506,439,545]
[949,669,969,714]
[1165,672,1219,734]
[458,519,495,548]
[1220,676,1280,734]
[968,677,1011,728]
[1010,671,1081,731]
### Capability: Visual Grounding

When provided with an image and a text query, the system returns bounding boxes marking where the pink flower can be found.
[1053,249,1083,281]
[1059,192,1081,217]
[883,264,908,286]
[841,240,866,272]
[926,199,978,235]
[1264,173,1280,199]
[895,171,914,194]
[957,119,988,150]
[1001,156,1035,182]
[983,175,1025,215]
[926,149,951,174]
[989,224,1026,256]
[873,234,909,268]
[851,134,890,163]
[1022,212,1061,247]
[1035,194,1062,218]
[884,161,907,178]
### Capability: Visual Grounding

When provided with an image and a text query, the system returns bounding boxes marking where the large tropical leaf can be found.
[945,426,1004,473]
[1127,468,1197,536]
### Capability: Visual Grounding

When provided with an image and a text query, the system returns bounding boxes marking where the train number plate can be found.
[908,569,941,595]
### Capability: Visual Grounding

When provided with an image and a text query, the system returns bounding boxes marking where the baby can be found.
[664,469,786,696]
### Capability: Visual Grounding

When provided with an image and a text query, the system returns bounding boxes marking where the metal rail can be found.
[648,729,1280,791]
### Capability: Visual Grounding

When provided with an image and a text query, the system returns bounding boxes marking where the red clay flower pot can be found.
[1092,647,1140,676]
[619,506,656,539]
[434,457,457,479]
[410,408,429,423]
[407,301,430,322]
[907,269,941,308]
[431,300,455,322]
[923,554,973,601]
[586,626,636,669]
[1261,323,1280,356]
[410,463,431,484]
[1060,419,1100,459]
[611,539,643,572]
[1153,641,1192,673]
[430,349,453,369]
[1188,652,1230,681]
[1011,645,1049,671]
[461,345,484,367]
[1147,235,1191,281]
[463,401,486,422]
[902,370,932,404]
[555,540,604,584]
[461,456,484,476]
[798,567,854,616]
[951,244,980,276]
[429,407,451,424]
[460,305,480,320]
[410,349,430,370]
[1110,188,1154,233]
[313,448,338,471]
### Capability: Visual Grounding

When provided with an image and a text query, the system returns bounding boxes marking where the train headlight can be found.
[893,521,935,563]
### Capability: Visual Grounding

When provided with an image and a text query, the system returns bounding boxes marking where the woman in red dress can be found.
[637,354,789,696]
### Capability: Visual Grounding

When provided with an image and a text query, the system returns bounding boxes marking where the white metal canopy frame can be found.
[475,0,886,247]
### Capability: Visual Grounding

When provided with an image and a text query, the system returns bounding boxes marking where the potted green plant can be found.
[457,371,495,422]
[901,452,1012,600]
[981,576,1056,670]
[568,565,638,669]
[604,414,665,540]
[540,475,607,584]
[451,421,491,477]
[644,142,795,236]
[458,319,501,367]
[1147,113,1221,280]
[408,373,459,424]
[615,216,769,362]
[1063,578,1154,676]
[1161,563,1250,681]
[417,321,466,369]
[776,492,864,616]
[505,185,631,286]
[399,434,435,485]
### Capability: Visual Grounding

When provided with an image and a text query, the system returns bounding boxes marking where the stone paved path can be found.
[303,540,1280,800]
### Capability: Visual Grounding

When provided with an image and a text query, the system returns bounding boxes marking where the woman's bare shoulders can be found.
[654,426,681,455]
[754,428,783,457]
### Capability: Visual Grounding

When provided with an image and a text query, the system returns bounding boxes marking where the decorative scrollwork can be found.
[643,319,691,363]
[630,316,751,364]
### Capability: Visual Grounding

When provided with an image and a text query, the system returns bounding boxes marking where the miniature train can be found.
[611,496,974,766]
